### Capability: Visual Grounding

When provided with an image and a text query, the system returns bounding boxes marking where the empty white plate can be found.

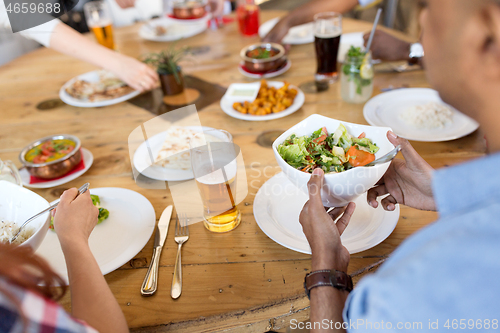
[363,88,479,142]
[35,187,156,284]
[253,173,400,254]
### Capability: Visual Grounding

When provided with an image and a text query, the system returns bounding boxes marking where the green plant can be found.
[143,45,189,83]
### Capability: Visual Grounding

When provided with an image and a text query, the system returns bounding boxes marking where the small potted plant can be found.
[143,46,188,96]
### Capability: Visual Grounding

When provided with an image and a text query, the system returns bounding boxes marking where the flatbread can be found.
[154,126,205,170]
[65,71,134,102]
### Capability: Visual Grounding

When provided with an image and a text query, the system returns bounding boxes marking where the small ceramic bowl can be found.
[0,180,50,250]
[19,134,81,179]
[273,114,394,207]
[172,0,207,19]
[240,43,286,73]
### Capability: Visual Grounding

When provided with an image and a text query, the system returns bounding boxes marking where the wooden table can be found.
[0,11,486,332]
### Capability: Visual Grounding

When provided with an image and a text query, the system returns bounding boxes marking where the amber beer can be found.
[195,160,241,233]
[90,23,115,50]
[314,12,342,83]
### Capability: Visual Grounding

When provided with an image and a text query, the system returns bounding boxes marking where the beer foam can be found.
[314,27,341,38]
[88,19,113,28]
[196,159,237,185]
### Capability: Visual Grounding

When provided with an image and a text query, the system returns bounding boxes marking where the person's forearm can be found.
[61,241,129,333]
[310,287,349,333]
[283,0,360,28]
[49,22,125,74]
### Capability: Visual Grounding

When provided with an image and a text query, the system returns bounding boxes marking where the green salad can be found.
[49,194,109,231]
[277,124,379,173]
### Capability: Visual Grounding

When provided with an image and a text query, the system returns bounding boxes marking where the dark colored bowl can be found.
[172,0,207,19]
[240,43,287,73]
[19,134,82,179]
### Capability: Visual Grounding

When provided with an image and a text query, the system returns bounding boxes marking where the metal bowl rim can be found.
[19,134,81,168]
[240,43,286,64]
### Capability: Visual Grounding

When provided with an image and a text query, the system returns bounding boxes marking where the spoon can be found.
[363,145,401,167]
[9,183,90,244]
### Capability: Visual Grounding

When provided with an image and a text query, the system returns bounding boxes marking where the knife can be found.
[141,205,173,296]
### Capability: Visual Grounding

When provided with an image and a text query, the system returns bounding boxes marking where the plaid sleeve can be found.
[0,280,98,333]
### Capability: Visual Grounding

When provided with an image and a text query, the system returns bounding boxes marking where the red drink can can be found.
[237,3,259,36]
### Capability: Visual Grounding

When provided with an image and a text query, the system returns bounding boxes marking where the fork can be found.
[171,214,189,299]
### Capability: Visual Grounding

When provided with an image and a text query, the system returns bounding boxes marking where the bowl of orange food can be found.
[241,43,286,73]
[19,135,82,179]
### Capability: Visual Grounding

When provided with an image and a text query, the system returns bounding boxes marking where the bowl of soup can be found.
[240,43,286,73]
[19,135,82,179]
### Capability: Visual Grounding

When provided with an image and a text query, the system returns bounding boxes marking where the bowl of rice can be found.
[0,180,51,250]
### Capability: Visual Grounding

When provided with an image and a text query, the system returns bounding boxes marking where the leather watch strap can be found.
[304,269,353,299]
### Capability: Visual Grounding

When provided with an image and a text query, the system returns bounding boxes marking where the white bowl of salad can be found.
[273,114,394,207]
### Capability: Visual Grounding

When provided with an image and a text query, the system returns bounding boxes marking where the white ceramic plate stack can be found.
[35,187,156,284]
[59,71,140,108]
[220,81,305,121]
[363,88,480,142]
[139,17,208,42]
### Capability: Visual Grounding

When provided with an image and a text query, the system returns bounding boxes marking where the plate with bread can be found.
[59,70,140,108]
[133,126,215,181]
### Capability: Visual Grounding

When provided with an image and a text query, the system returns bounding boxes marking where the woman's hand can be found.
[367,131,436,211]
[299,168,356,272]
[53,189,99,247]
[108,54,159,92]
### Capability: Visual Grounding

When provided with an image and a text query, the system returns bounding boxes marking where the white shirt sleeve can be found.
[357,0,379,7]
[0,0,60,47]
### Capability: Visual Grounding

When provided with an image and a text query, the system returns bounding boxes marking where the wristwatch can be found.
[408,42,424,65]
[304,269,353,299]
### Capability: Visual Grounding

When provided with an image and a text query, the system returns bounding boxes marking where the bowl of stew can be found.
[240,43,286,73]
[19,134,82,179]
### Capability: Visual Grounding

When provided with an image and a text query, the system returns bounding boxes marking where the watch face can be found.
[410,43,424,58]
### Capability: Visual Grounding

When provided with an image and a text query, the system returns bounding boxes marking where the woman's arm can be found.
[54,189,129,333]
[49,23,158,92]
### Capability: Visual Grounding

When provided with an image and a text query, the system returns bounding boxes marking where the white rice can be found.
[0,220,35,245]
[400,102,454,129]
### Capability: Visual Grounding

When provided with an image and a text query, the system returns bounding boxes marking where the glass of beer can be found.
[314,12,342,83]
[189,129,241,233]
[84,1,115,50]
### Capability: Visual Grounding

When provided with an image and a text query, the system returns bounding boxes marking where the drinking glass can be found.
[341,51,374,103]
[314,12,342,83]
[236,0,259,37]
[189,129,241,233]
[84,1,115,50]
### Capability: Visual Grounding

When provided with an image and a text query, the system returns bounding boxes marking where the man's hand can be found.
[363,30,411,61]
[299,168,356,272]
[367,131,436,211]
[53,189,99,247]
[110,53,159,92]
[262,17,291,43]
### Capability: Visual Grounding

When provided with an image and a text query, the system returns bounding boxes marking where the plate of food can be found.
[258,17,314,45]
[35,187,156,284]
[139,17,207,42]
[363,88,479,142]
[220,80,305,121]
[133,125,215,181]
[17,134,93,188]
[59,70,140,108]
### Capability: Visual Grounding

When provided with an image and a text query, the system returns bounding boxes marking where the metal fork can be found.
[171,214,189,299]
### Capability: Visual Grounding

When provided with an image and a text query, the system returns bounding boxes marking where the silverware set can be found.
[141,206,189,299]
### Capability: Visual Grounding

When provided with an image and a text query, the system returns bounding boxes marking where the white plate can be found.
[220,81,305,122]
[59,71,140,108]
[139,17,207,42]
[338,32,365,63]
[133,126,214,181]
[259,17,314,45]
[363,88,480,142]
[35,187,156,284]
[238,59,292,79]
[20,148,94,189]
[254,173,400,254]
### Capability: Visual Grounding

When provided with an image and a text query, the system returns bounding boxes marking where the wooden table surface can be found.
[0,10,486,333]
